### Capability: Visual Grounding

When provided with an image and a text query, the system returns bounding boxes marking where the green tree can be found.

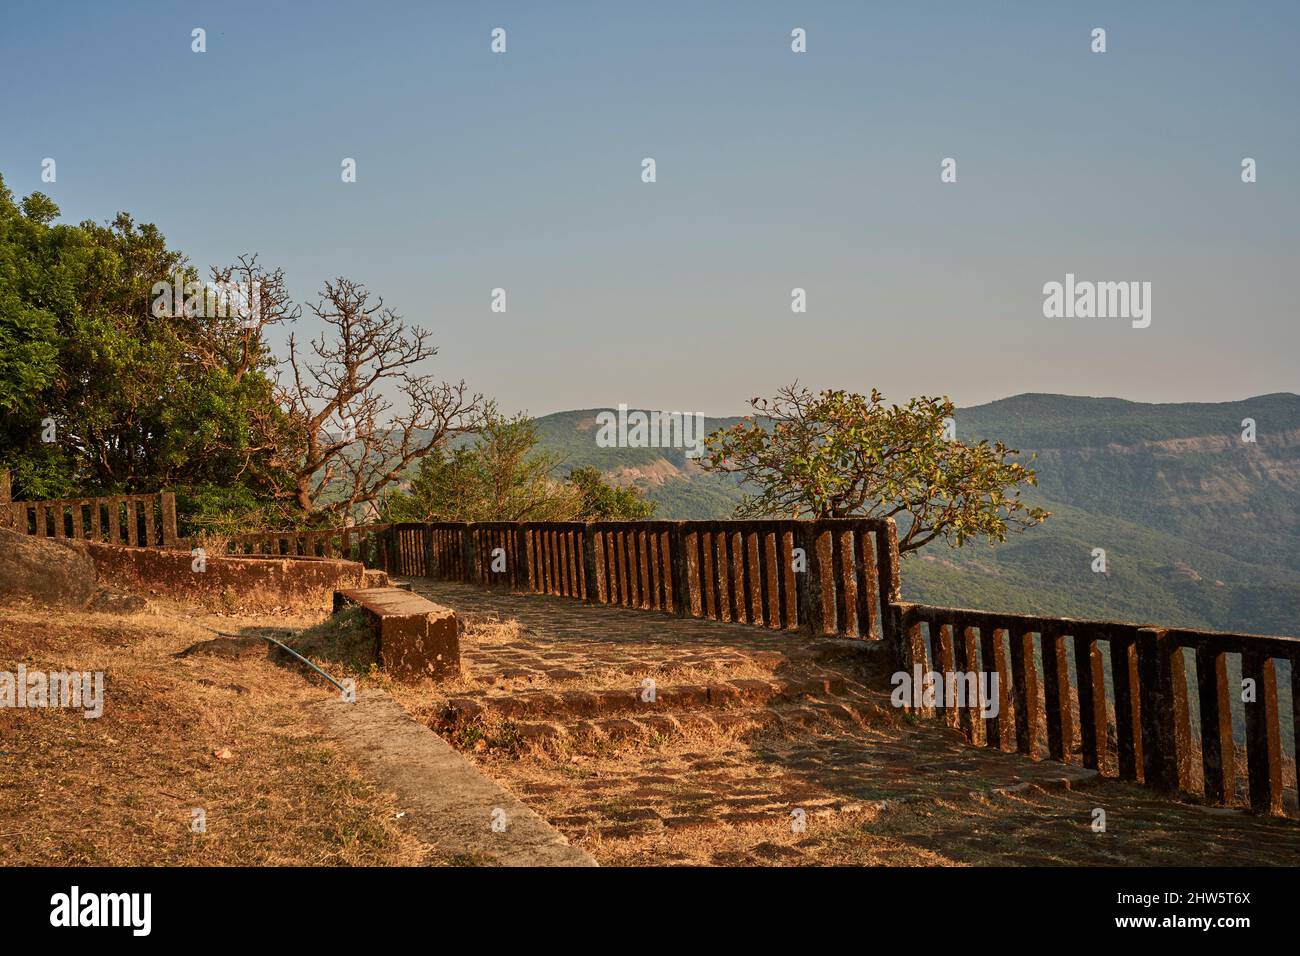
[565,465,656,519]
[0,173,292,515]
[383,412,579,522]
[383,414,655,523]
[0,185,64,495]
[701,384,1048,553]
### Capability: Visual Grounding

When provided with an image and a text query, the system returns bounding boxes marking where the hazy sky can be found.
[3,1,1296,417]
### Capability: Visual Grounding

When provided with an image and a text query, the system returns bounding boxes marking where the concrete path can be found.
[316,688,596,866]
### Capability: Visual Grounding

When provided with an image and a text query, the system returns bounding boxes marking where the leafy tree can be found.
[383,414,653,523]
[566,465,656,519]
[701,384,1048,553]
[0,183,64,495]
[0,174,293,517]
[384,412,575,522]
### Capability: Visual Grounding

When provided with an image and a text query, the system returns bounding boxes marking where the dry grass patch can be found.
[587,807,961,867]
[0,599,430,866]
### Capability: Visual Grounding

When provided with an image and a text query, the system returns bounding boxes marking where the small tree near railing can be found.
[702,385,1049,553]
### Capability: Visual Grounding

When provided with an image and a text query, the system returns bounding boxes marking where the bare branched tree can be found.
[263,277,484,521]
[203,253,301,383]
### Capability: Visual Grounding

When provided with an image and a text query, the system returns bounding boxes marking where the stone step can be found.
[440,674,856,724]
[458,693,894,748]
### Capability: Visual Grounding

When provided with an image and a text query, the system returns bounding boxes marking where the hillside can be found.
[529,396,1300,636]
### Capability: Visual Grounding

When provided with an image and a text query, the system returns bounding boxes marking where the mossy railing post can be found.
[581,524,599,604]
[796,521,825,635]
[160,491,179,548]
[668,522,689,616]
[0,470,11,530]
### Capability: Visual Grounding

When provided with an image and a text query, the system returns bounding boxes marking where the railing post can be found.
[422,524,435,578]
[1073,629,1108,771]
[668,522,689,616]
[1109,631,1143,781]
[161,492,179,549]
[876,519,902,650]
[1242,650,1283,815]
[1009,628,1038,757]
[514,525,529,590]
[581,523,599,603]
[461,523,479,584]
[1040,623,1073,763]
[0,470,12,530]
[1196,645,1236,805]
[981,624,1011,751]
[896,604,929,714]
[1136,628,1193,794]
[796,521,825,635]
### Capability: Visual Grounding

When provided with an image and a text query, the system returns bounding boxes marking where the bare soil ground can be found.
[0,599,430,866]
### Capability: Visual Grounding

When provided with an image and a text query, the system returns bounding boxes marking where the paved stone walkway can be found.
[398,580,1300,866]
[317,688,594,866]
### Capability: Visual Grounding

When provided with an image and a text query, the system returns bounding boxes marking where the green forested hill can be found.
[529,395,1300,636]
[955,392,1300,449]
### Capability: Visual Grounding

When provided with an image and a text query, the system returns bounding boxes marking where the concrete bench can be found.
[333,587,460,681]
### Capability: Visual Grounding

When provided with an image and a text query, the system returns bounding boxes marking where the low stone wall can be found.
[87,542,383,609]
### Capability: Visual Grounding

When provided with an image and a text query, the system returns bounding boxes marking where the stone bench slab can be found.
[334,586,460,680]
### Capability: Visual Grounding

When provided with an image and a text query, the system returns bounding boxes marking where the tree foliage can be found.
[566,465,656,520]
[701,384,1048,553]
[383,413,654,523]
[0,175,287,502]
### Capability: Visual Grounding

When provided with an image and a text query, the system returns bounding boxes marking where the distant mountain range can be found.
[528,394,1300,637]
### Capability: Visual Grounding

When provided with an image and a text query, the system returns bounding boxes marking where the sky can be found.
[2,1,1296,418]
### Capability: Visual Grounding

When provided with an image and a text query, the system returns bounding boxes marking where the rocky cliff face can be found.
[1022,426,1300,574]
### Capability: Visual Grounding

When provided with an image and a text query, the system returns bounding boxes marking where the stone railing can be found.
[893,602,1299,817]
[381,518,902,641]
[222,524,389,564]
[1,473,179,549]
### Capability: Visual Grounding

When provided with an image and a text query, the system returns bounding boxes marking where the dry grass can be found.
[0,598,431,866]
[584,807,961,867]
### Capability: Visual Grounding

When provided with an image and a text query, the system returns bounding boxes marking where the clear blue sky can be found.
[2,1,1296,416]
